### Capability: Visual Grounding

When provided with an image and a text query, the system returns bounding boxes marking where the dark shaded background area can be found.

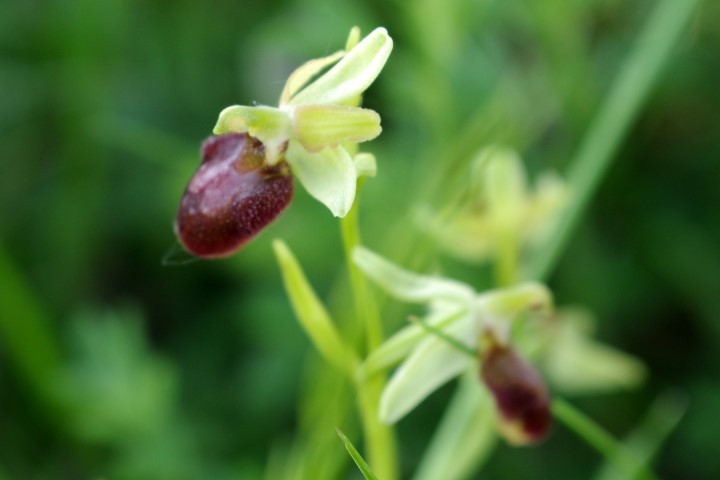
[1,0,719,478]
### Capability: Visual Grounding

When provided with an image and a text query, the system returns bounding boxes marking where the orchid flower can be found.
[416,146,568,264]
[353,246,554,444]
[213,26,392,218]
[353,247,646,445]
[175,27,392,258]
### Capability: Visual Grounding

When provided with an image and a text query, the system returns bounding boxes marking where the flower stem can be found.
[528,0,702,282]
[340,179,383,351]
[552,398,657,480]
[495,228,519,287]
[340,179,398,480]
[355,375,398,480]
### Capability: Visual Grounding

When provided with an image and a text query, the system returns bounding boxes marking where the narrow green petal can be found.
[380,320,476,424]
[293,105,381,152]
[285,141,357,217]
[362,305,469,378]
[345,26,361,51]
[278,50,346,106]
[481,146,527,228]
[525,171,569,241]
[477,282,553,317]
[289,27,393,106]
[353,247,475,304]
[272,240,358,376]
[544,320,646,394]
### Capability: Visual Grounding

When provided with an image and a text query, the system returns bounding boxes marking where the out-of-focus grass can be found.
[1,0,719,478]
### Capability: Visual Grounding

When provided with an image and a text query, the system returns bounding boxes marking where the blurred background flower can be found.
[1,0,719,478]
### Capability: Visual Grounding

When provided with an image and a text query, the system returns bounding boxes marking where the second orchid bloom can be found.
[353,246,554,445]
[352,246,646,446]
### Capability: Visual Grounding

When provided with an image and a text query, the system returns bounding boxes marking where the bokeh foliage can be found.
[1,0,719,478]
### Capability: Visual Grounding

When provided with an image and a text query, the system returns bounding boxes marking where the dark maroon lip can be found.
[175,133,293,259]
[480,343,552,444]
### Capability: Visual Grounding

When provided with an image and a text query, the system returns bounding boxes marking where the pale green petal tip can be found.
[345,26,361,51]
[289,27,393,106]
[279,50,346,106]
[354,152,377,177]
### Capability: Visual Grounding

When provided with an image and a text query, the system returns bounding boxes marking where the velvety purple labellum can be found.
[175,133,293,258]
[480,344,551,445]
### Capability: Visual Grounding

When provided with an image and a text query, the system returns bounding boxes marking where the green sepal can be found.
[273,240,358,376]
[289,27,393,106]
[352,247,475,304]
[213,105,291,165]
[279,50,346,106]
[361,306,467,378]
[285,141,357,217]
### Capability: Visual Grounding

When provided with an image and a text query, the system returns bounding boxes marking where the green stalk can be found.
[552,399,657,480]
[340,179,383,351]
[594,393,687,480]
[528,0,702,281]
[495,228,519,287]
[339,180,398,480]
[355,375,398,480]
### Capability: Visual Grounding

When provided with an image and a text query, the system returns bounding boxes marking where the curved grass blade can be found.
[336,429,379,480]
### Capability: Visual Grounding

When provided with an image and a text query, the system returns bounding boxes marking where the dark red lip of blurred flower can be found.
[175,133,293,259]
[480,343,552,445]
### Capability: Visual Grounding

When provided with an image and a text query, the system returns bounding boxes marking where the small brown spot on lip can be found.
[176,133,293,258]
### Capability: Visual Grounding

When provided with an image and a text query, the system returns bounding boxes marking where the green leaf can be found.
[289,27,393,106]
[273,240,358,376]
[336,429,379,480]
[285,141,357,218]
[352,247,474,304]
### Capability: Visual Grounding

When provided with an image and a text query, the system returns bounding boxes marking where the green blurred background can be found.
[1,0,719,478]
